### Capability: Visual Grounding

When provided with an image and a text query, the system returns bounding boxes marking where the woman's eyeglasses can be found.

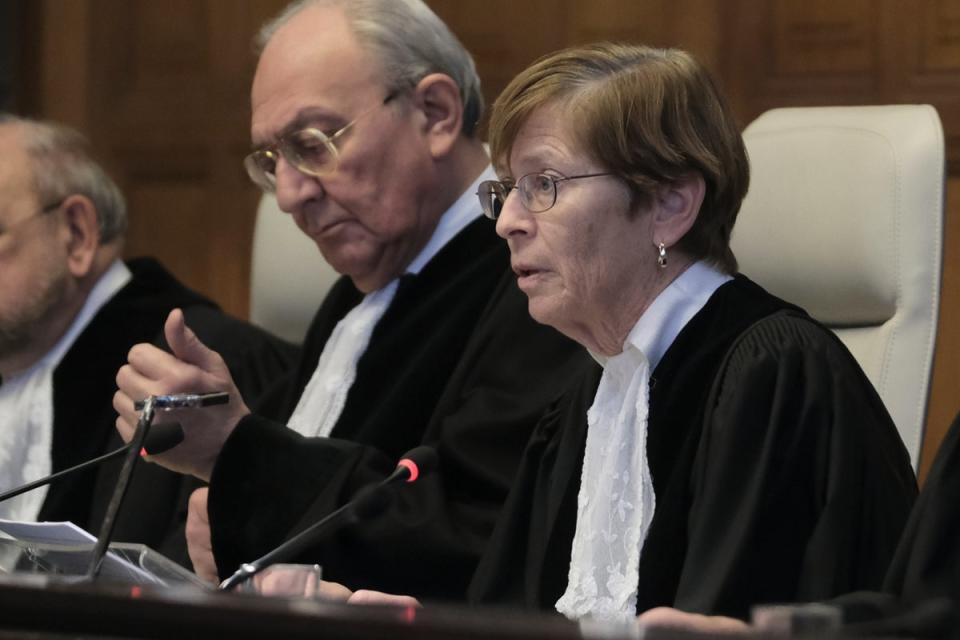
[477,172,612,220]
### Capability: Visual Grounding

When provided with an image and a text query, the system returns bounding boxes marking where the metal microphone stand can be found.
[85,396,157,579]
[85,391,227,580]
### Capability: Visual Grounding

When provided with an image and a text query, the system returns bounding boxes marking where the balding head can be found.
[0,115,127,245]
[247,1,488,293]
[255,0,483,137]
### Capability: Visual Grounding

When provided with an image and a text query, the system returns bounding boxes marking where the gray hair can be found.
[256,0,484,137]
[0,114,127,244]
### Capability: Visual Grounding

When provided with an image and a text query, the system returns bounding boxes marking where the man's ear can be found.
[59,194,101,278]
[412,73,464,159]
[651,173,705,248]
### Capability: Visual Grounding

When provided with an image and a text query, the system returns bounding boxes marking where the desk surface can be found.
[0,575,591,640]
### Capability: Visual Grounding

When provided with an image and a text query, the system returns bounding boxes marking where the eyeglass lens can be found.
[280,130,337,176]
[245,130,340,193]
[478,182,505,220]
[478,174,559,220]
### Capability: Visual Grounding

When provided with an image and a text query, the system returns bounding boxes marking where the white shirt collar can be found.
[404,165,495,275]
[6,259,132,383]
[40,259,132,371]
[591,261,732,371]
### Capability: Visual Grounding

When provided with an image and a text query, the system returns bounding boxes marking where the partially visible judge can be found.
[114,0,586,597]
[639,409,960,636]
[0,115,295,562]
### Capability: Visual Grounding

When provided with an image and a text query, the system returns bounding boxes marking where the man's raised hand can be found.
[114,309,250,481]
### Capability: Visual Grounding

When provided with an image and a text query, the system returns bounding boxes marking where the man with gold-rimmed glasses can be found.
[114,0,587,600]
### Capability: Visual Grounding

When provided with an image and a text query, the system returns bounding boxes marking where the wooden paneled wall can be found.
[16,0,960,480]
[21,0,289,317]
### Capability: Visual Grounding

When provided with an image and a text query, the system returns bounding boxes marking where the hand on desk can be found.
[346,590,422,608]
[252,570,421,608]
[114,309,250,481]
[637,607,749,634]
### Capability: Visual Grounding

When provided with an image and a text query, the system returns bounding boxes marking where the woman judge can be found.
[278,43,918,622]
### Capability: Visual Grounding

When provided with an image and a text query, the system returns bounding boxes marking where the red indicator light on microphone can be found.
[397,459,419,483]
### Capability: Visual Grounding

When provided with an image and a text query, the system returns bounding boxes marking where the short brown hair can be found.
[488,43,748,273]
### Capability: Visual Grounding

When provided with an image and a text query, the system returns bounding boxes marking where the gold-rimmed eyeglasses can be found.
[477,172,613,220]
[244,91,400,193]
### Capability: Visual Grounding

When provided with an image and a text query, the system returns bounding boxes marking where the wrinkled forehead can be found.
[499,101,584,174]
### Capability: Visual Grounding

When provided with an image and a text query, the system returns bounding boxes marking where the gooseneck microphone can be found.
[219,445,438,592]
[0,422,185,505]
[85,391,229,579]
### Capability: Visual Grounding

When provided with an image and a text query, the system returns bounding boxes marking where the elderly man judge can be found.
[114,0,585,598]
[0,115,294,563]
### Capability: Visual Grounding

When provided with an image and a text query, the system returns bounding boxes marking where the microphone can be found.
[0,422,185,504]
[86,392,228,579]
[219,446,438,591]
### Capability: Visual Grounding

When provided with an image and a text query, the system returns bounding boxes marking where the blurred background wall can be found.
[6,0,960,479]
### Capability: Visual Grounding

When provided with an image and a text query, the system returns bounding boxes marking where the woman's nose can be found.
[495,190,534,240]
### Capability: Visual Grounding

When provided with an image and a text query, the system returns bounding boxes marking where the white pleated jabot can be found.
[286,166,497,439]
[287,279,400,438]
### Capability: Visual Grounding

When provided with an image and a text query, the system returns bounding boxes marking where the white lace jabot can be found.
[556,262,731,622]
[287,166,496,438]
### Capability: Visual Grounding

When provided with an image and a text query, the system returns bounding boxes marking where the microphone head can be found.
[141,422,185,456]
[396,446,437,483]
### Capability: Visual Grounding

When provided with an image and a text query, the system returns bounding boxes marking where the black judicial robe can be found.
[831,412,960,636]
[885,411,960,603]
[208,217,589,600]
[37,258,297,565]
[468,275,917,619]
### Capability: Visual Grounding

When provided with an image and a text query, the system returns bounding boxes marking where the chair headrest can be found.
[249,194,340,344]
[733,105,943,327]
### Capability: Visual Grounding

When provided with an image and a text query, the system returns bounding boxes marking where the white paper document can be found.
[0,519,162,584]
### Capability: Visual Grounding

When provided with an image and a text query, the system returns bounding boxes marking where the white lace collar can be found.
[556,261,729,622]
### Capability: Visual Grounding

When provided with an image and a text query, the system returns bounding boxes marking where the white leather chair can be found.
[732,105,945,469]
[249,194,340,344]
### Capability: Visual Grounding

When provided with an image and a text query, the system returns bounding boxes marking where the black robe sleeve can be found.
[208,271,592,600]
[883,411,960,602]
[671,313,917,617]
[798,413,960,637]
